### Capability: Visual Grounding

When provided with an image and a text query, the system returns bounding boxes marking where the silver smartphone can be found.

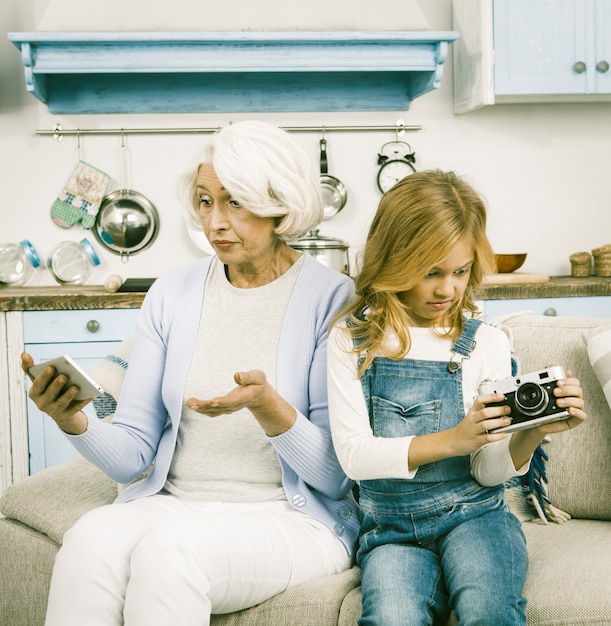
[29,354,104,401]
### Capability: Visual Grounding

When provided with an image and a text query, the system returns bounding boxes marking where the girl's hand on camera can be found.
[537,371,586,434]
[452,393,511,456]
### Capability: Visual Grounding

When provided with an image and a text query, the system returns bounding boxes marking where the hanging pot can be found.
[93,138,159,262]
[319,138,347,220]
[94,189,159,261]
[291,229,350,275]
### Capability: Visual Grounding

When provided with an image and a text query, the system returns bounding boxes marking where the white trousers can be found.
[45,494,351,626]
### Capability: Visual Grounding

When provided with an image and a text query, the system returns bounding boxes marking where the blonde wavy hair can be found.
[336,170,496,377]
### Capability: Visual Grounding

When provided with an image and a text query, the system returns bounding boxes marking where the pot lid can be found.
[291,229,348,250]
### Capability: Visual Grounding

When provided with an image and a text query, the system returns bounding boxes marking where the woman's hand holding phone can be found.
[21,353,102,435]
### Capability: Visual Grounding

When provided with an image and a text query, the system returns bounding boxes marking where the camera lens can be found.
[515,382,547,415]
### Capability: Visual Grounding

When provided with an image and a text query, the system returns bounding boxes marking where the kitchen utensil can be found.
[47,238,101,285]
[94,190,159,261]
[93,137,159,262]
[290,229,350,275]
[494,253,527,273]
[482,272,549,285]
[0,240,41,286]
[319,138,347,220]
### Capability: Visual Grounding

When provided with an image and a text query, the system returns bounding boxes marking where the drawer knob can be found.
[543,308,557,317]
[86,319,100,333]
[573,61,587,74]
[597,60,610,73]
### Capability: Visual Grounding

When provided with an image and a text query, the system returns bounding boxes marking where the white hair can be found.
[181,121,323,241]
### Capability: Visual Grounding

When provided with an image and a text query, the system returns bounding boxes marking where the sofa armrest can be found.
[0,455,116,545]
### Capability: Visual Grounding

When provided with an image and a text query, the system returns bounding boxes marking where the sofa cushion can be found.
[500,315,611,521]
[522,520,611,625]
[210,566,361,626]
[0,455,117,544]
[582,323,611,410]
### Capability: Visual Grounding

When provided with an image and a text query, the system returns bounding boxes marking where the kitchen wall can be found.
[1,0,610,285]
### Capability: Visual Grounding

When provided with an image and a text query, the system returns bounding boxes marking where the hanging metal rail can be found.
[36,120,421,141]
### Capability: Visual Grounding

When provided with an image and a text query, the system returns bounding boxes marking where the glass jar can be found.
[0,240,42,286]
[47,238,101,285]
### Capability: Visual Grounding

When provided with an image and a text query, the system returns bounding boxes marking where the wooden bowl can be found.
[495,253,527,273]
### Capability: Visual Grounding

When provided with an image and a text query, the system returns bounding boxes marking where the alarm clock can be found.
[376,141,416,193]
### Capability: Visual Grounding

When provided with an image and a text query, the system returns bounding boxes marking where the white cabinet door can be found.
[595,0,611,92]
[493,0,586,96]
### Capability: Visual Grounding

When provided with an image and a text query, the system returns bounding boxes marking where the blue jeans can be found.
[358,499,528,626]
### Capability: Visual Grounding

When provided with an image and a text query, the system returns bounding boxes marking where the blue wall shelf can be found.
[8,31,459,114]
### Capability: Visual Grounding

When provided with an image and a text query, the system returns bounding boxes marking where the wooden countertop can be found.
[0,285,146,311]
[474,275,611,300]
[1,276,611,311]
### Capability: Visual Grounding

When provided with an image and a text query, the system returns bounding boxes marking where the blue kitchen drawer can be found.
[23,308,140,343]
[484,296,611,320]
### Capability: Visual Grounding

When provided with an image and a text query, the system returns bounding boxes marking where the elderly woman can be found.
[22,121,358,626]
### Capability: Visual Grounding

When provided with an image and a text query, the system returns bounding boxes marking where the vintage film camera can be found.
[478,365,570,433]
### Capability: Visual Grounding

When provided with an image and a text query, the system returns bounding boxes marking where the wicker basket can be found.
[592,244,611,277]
[569,251,592,277]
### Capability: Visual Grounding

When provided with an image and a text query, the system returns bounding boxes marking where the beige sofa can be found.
[1,314,611,625]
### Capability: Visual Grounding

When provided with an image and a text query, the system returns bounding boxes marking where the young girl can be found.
[327,170,586,626]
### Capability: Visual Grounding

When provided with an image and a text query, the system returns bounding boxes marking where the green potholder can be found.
[51,161,110,229]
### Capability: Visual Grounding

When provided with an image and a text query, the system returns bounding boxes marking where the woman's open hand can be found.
[185,370,297,436]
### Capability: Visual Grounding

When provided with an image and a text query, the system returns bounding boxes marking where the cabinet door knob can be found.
[86,319,100,333]
[543,308,557,317]
[597,60,610,73]
[573,61,587,74]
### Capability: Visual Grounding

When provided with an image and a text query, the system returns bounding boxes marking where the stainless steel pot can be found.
[93,189,159,262]
[291,229,350,275]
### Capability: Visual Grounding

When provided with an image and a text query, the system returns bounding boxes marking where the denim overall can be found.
[355,319,527,626]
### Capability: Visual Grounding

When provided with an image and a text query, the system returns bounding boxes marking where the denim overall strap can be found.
[448,317,482,372]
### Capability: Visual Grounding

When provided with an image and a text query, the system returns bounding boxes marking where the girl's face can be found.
[398,237,474,328]
[197,163,277,269]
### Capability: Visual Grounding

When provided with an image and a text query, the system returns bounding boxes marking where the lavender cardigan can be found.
[69,254,359,554]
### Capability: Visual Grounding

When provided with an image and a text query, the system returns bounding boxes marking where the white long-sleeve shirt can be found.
[327,321,529,487]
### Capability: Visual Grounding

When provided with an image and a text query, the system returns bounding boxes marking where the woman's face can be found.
[398,237,474,327]
[197,163,278,269]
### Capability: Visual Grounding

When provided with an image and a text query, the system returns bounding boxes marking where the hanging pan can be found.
[319,137,347,220]
[93,137,159,262]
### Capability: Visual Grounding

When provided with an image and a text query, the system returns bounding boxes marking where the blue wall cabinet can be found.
[453,0,611,114]
[23,309,138,474]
